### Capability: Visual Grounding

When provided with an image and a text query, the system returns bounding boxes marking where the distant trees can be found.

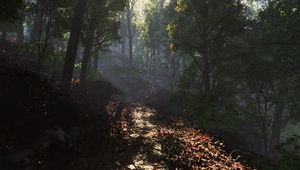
[134,0,184,88]
[142,1,168,80]
[165,0,300,160]
[238,0,300,156]
[0,0,124,90]
[122,0,137,65]
[29,0,72,69]
[79,0,124,91]
[60,0,125,90]
[167,0,244,95]
[164,0,245,129]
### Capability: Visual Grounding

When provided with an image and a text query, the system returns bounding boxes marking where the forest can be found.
[0,0,300,169]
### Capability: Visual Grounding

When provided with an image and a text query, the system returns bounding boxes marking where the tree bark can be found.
[31,0,44,42]
[60,0,88,90]
[120,13,127,58]
[270,103,284,157]
[17,18,24,43]
[80,30,94,92]
[127,20,133,65]
[17,25,24,43]
[125,4,134,66]
[270,79,287,157]
[202,47,210,95]
[93,50,99,70]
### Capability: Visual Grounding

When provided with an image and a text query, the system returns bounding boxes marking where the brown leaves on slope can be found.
[158,125,251,170]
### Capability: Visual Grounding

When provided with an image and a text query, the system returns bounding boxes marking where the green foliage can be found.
[87,69,102,80]
[175,63,238,130]
[81,0,124,52]
[165,0,246,130]
[166,0,245,53]
[0,0,23,22]
[73,63,82,79]
[239,0,300,122]
[278,153,300,170]
[255,153,300,170]
[112,66,141,79]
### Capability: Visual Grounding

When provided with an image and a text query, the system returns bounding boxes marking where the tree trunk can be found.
[202,47,210,95]
[127,16,133,65]
[270,79,287,157]
[80,31,94,92]
[1,32,6,41]
[121,38,126,57]
[17,19,24,43]
[270,103,284,157]
[128,32,133,65]
[31,0,44,42]
[262,122,269,155]
[17,26,24,43]
[93,50,99,70]
[37,15,53,71]
[120,13,127,58]
[170,53,176,91]
[146,49,150,80]
[60,0,88,90]
[79,7,98,92]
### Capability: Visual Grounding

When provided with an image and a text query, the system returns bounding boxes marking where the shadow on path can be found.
[106,96,250,170]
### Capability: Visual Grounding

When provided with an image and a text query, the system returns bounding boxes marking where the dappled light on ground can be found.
[127,106,166,169]
[106,96,251,169]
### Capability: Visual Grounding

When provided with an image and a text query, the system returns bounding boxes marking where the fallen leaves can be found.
[106,97,251,170]
[158,126,251,169]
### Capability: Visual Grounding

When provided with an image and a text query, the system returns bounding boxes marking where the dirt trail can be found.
[108,98,250,170]
[126,106,166,169]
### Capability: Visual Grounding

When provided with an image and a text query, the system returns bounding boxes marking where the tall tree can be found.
[60,0,88,90]
[247,0,300,156]
[167,0,244,95]
[79,0,122,91]
[124,0,137,65]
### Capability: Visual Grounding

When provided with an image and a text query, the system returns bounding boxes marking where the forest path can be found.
[125,105,166,169]
[107,96,249,170]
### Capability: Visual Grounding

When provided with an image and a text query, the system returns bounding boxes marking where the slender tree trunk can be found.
[146,49,150,80]
[121,36,126,57]
[1,32,6,41]
[80,31,94,92]
[36,11,44,70]
[270,79,287,157]
[120,13,126,58]
[31,0,44,42]
[262,122,269,155]
[270,103,284,157]
[79,8,97,92]
[170,53,176,91]
[127,16,133,65]
[128,32,133,65]
[121,40,125,56]
[17,20,24,43]
[203,46,210,95]
[60,0,88,90]
[38,15,53,71]
[93,50,99,70]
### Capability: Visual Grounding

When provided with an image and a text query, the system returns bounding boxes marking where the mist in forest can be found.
[1,0,300,169]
